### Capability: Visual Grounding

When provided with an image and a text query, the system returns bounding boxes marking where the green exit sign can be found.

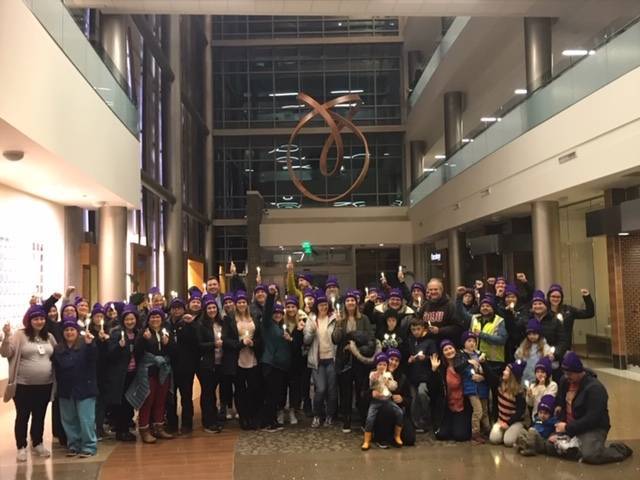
[301,241,312,254]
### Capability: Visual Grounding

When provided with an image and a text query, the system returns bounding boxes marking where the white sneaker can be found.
[32,444,51,458]
[17,448,27,462]
[311,416,321,428]
[277,410,285,425]
[289,410,298,425]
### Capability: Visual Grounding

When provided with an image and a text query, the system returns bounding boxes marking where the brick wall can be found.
[608,232,640,368]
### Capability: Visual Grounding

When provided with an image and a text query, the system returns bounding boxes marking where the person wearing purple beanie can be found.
[539,351,633,464]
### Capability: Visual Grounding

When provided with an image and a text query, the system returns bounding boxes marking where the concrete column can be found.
[98,206,127,302]
[204,16,215,278]
[443,91,464,158]
[64,207,84,291]
[531,200,561,292]
[448,229,463,294]
[164,15,185,296]
[524,17,552,93]
[410,140,427,184]
[246,191,264,293]
[100,15,128,77]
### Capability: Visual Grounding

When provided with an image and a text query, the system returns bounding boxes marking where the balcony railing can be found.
[23,0,138,135]
[410,15,640,207]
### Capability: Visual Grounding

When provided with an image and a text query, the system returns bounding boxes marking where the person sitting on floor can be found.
[540,351,633,464]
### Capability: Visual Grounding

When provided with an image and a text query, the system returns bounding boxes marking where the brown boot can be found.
[361,431,372,451]
[139,426,157,444]
[153,423,174,440]
[393,426,403,447]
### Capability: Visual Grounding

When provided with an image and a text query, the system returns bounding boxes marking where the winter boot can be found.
[361,431,373,451]
[139,426,157,444]
[393,426,403,447]
[153,423,174,440]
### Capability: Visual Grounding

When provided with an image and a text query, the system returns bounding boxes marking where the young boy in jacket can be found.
[516,394,557,456]
[406,318,437,433]
[460,331,490,444]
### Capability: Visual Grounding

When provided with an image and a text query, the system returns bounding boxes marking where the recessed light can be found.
[562,49,596,57]
[514,88,527,95]
[618,232,630,236]
[3,150,24,161]
[434,154,446,160]
[480,117,500,122]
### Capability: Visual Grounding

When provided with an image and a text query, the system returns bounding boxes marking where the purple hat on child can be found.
[461,330,478,345]
[508,359,527,381]
[526,318,542,334]
[374,352,389,365]
[535,357,552,376]
[537,394,555,414]
[440,339,454,351]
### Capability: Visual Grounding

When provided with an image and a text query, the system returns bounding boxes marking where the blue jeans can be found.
[59,397,97,455]
[366,398,403,432]
[312,359,337,418]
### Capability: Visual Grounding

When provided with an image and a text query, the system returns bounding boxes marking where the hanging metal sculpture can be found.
[286,92,370,203]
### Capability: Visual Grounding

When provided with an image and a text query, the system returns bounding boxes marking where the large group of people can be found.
[0,261,633,465]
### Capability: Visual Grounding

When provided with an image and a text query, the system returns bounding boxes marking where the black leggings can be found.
[234,366,262,426]
[279,369,303,411]
[262,365,286,426]
[338,368,369,421]
[197,366,224,428]
[167,370,195,430]
[14,384,52,449]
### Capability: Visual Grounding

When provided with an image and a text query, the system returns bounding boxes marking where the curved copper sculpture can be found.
[286,92,370,203]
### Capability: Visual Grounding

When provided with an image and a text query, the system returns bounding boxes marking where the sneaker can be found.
[17,448,27,462]
[277,410,285,425]
[263,423,284,433]
[204,425,222,434]
[311,416,321,428]
[376,442,390,449]
[32,443,51,458]
[66,450,78,457]
[324,416,334,427]
[289,410,299,425]
[342,418,351,433]
[78,452,94,459]
[226,411,233,420]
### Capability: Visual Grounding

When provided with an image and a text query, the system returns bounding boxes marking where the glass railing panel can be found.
[23,0,138,135]
[410,16,640,207]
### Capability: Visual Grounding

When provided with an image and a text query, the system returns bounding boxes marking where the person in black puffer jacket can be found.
[546,284,595,350]
[87,304,112,439]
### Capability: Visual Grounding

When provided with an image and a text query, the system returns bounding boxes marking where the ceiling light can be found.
[338,22,343,27]
[480,117,501,122]
[378,243,384,247]
[618,232,630,236]
[244,168,254,173]
[281,104,305,109]
[562,49,596,57]
[330,89,364,94]
[514,88,527,95]
[383,152,390,156]
[268,92,298,97]
[335,103,358,108]
[434,154,446,160]
[3,150,24,161]
[423,168,437,172]
[462,138,474,143]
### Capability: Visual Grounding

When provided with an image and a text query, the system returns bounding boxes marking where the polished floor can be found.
[0,359,638,480]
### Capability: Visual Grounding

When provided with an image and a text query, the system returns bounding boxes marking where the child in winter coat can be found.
[52,321,98,457]
[514,319,553,386]
[406,318,437,433]
[525,357,558,421]
[516,394,558,456]
[460,331,491,444]
[361,352,403,450]
[489,360,527,447]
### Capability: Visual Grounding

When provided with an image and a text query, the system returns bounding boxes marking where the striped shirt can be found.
[498,389,517,424]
